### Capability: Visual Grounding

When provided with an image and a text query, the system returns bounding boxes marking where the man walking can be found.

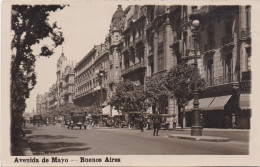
[153,116,161,136]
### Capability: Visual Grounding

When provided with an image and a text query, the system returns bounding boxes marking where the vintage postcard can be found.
[1,0,260,166]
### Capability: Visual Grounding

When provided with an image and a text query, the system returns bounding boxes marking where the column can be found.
[153,31,158,73]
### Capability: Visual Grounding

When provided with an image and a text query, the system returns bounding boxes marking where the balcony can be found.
[135,35,145,45]
[204,42,215,55]
[122,45,130,54]
[121,65,134,76]
[121,61,146,76]
[241,27,251,40]
[205,73,239,87]
[239,80,251,93]
[222,36,234,49]
[191,6,217,17]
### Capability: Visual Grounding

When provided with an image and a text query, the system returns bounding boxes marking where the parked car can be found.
[125,112,143,129]
[160,114,172,130]
[67,111,87,130]
[104,116,115,127]
[33,115,43,127]
[113,115,128,128]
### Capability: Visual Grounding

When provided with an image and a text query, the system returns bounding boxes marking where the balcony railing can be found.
[135,35,144,44]
[239,80,251,93]
[205,73,239,87]
[241,27,251,39]
[121,61,146,76]
[204,42,215,52]
[192,6,217,15]
[222,36,234,46]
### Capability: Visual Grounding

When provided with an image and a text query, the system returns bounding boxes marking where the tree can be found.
[165,62,205,127]
[145,72,170,114]
[11,5,66,147]
[109,80,148,113]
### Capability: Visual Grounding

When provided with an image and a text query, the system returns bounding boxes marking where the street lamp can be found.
[96,66,105,126]
[190,19,202,136]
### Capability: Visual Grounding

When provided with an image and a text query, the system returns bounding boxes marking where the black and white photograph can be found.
[1,0,260,166]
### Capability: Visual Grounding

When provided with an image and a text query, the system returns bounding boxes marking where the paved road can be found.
[25,124,249,155]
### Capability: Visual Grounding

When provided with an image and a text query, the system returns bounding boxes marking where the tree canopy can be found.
[109,80,147,113]
[11,5,66,122]
[165,62,205,108]
[145,72,170,113]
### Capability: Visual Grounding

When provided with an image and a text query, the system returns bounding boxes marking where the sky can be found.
[25,3,119,114]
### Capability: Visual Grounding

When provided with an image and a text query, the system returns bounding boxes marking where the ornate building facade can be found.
[73,5,251,128]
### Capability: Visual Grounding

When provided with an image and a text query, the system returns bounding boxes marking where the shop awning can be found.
[239,94,250,110]
[208,95,232,110]
[184,97,215,112]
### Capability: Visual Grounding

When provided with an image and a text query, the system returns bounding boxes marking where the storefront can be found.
[183,92,250,129]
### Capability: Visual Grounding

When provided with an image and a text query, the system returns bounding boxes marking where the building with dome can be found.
[73,5,251,129]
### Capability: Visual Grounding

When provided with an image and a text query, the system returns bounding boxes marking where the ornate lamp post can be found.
[190,18,202,136]
[96,66,105,126]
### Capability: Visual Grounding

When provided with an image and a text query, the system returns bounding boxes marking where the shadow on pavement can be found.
[28,135,77,140]
[29,141,90,155]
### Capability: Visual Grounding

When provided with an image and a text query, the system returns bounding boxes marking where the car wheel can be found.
[128,124,132,129]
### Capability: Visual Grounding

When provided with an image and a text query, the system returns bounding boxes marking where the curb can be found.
[168,134,230,142]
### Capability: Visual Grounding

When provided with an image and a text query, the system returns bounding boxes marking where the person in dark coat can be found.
[153,116,161,136]
[139,115,144,132]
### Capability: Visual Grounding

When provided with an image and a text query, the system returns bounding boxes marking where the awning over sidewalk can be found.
[102,105,120,116]
[239,94,250,110]
[208,95,232,111]
[184,97,215,112]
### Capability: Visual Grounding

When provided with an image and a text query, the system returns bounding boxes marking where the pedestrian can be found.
[232,113,237,129]
[200,113,204,128]
[172,116,177,129]
[139,116,144,132]
[153,115,161,136]
[224,115,230,129]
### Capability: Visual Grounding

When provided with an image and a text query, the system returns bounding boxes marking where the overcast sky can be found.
[25,3,119,113]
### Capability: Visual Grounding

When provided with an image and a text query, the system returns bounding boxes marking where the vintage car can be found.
[144,114,171,130]
[67,111,87,130]
[125,112,144,129]
[160,114,172,130]
[113,115,128,128]
[104,116,115,127]
[33,115,43,127]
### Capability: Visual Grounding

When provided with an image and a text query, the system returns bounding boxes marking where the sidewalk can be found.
[167,127,249,142]
[11,137,33,156]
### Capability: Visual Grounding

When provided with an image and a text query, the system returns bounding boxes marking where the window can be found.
[191,6,197,12]
[246,47,251,71]
[225,54,232,83]
[207,59,214,86]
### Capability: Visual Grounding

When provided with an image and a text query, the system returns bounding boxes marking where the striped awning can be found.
[184,97,215,112]
[208,95,232,110]
[239,94,250,110]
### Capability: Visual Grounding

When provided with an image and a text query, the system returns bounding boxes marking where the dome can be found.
[112,5,124,20]
[110,5,125,30]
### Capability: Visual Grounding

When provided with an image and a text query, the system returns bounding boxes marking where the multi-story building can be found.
[56,49,75,108]
[73,5,251,128]
[179,6,251,129]
[73,6,124,115]
[46,84,57,114]
[36,92,49,116]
